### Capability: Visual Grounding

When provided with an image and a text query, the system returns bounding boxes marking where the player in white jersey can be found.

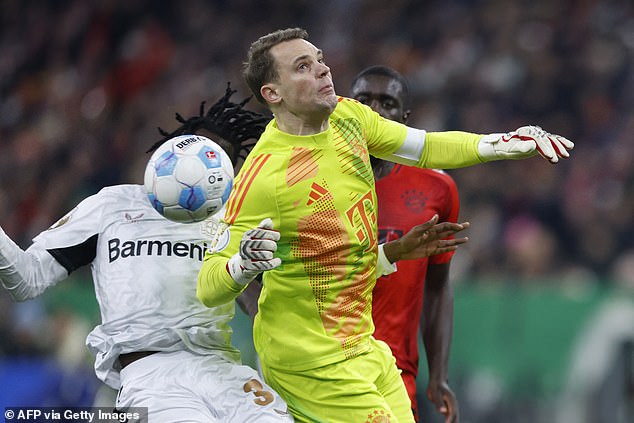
[0,89,293,422]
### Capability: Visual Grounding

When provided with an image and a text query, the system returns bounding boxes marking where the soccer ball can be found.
[144,135,234,223]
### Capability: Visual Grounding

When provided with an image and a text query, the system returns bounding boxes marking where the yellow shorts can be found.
[261,337,414,423]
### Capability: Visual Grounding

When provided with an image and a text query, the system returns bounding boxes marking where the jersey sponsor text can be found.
[108,238,209,262]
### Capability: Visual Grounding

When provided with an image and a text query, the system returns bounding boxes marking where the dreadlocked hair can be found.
[148,82,271,165]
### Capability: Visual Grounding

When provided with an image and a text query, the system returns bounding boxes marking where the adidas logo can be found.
[306,182,328,206]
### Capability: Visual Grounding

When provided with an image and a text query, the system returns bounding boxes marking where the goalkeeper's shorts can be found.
[261,337,414,423]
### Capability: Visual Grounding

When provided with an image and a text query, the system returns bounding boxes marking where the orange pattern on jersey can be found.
[307,182,328,206]
[331,118,372,181]
[286,147,321,187]
[292,180,372,357]
[225,153,271,224]
[321,261,373,357]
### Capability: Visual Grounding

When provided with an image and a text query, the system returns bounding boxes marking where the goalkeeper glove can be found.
[478,125,574,163]
[227,218,281,285]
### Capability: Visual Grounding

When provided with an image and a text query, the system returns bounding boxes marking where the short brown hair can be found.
[243,28,309,104]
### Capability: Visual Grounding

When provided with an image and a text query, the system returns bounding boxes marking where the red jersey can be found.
[372,164,459,385]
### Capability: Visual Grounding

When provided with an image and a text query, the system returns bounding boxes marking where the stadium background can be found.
[0,1,633,422]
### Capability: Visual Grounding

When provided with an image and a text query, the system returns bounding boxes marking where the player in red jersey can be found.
[350,65,460,423]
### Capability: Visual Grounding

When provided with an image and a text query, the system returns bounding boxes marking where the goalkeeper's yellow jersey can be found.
[197,96,481,371]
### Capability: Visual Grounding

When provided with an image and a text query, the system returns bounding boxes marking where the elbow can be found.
[196,276,213,307]
[196,288,229,308]
[196,273,224,308]
[197,258,238,308]
[196,286,216,308]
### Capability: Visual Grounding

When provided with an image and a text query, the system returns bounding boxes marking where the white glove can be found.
[227,218,281,285]
[478,125,574,163]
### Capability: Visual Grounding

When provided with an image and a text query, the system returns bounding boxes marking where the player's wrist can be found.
[381,240,403,264]
[477,133,505,161]
[227,253,259,286]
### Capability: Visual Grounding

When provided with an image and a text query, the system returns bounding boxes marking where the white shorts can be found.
[115,350,293,422]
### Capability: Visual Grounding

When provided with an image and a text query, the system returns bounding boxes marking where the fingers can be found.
[555,134,575,150]
[438,237,469,247]
[243,256,281,272]
[432,237,469,255]
[240,239,278,260]
[244,219,281,242]
[518,126,574,164]
[517,126,556,162]
[427,221,470,240]
[443,395,459,423]
[549,134,574,158]
[411,220,469,240]
[240,218,281,270]
[415,214,439,232]
[427,383,459,423]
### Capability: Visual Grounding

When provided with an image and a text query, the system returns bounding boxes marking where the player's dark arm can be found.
[381,216,469,264]
[235,276,262,320]
[422,262,459,423]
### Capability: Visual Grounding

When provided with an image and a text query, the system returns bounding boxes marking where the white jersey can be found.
[32,184,240,388]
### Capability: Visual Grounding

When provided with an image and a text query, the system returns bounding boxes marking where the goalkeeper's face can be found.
[263,38,338,117]
[350,75,409,124]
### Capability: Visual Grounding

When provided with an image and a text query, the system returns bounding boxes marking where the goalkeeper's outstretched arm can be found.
[384,125,574,169]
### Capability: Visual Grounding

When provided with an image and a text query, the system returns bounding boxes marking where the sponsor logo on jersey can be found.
[108,238,210,263]
[124,212,144,223]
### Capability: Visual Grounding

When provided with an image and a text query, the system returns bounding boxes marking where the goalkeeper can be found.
[197,28,574,423]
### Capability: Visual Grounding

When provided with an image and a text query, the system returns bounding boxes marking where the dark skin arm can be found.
[236,276,262,320]
[383,215,470,263]
[422,262,459,423]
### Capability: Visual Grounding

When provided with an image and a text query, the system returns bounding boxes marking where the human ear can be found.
[262,84,281,104]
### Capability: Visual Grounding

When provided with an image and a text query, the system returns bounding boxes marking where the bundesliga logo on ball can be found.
[144,135,234,223]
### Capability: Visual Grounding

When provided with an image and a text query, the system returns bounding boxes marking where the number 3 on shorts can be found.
[243,378,274,405]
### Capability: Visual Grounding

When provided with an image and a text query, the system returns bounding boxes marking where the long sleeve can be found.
[377,125,486,170]
[417,131,485,169]
[0,227,68,301]
[197,253,245,307]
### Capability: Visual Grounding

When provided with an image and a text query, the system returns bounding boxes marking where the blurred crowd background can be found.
[0,1,633,422]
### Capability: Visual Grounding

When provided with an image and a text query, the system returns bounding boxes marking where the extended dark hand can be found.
[383,215,470,263]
